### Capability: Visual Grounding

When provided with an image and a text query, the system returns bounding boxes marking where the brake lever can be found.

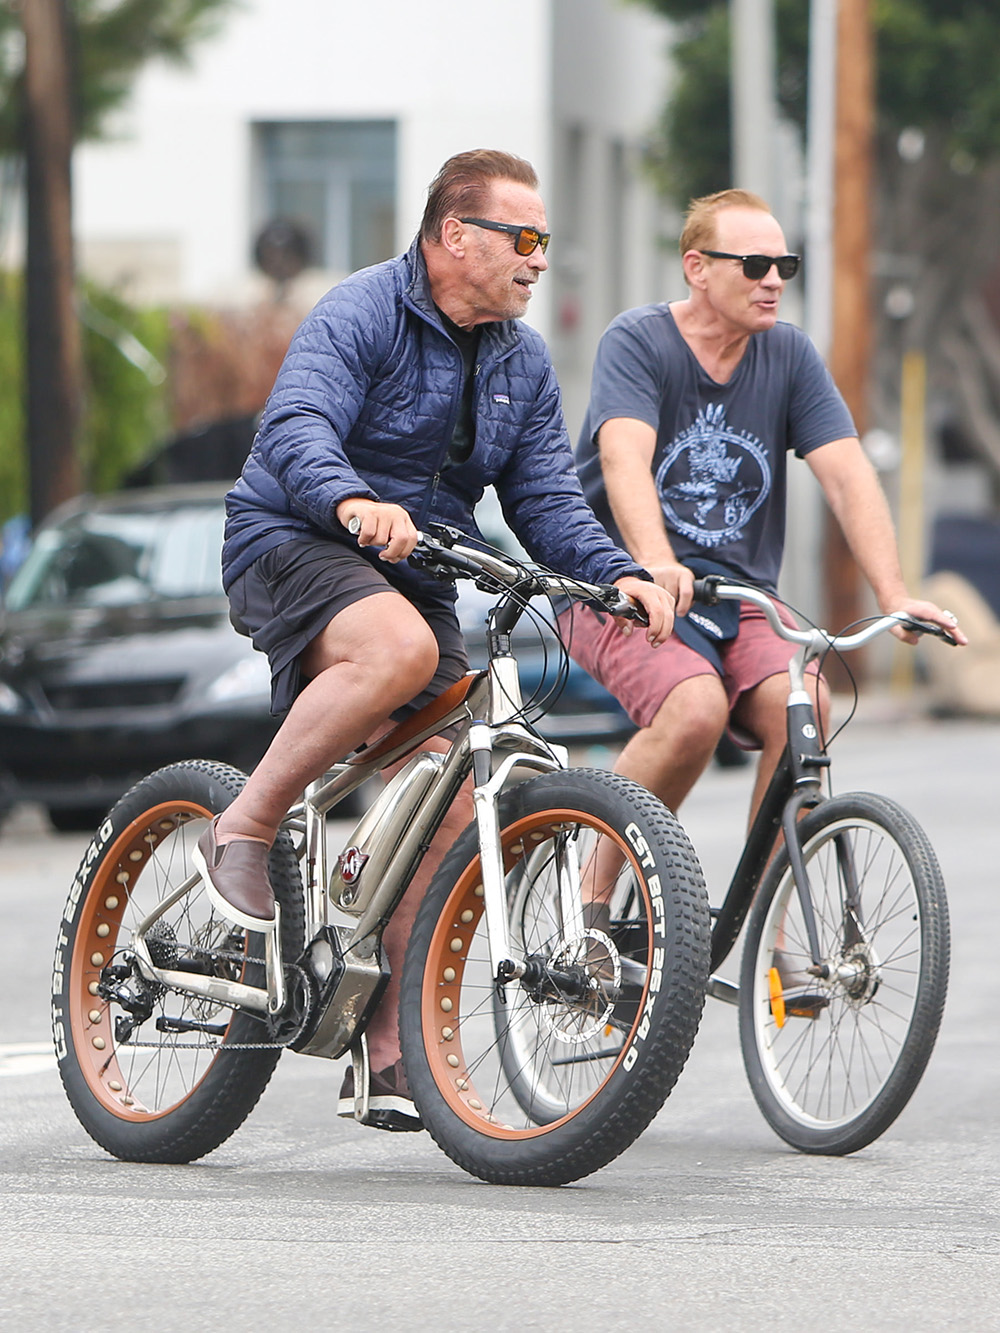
[593,589,649,627]
[424,521,465,547]
[408,538,450,579]
[407,552,458,581]
[897,615,960,647]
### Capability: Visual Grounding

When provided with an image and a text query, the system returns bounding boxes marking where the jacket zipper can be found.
[405,284,518,530]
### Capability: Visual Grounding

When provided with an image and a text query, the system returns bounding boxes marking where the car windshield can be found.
[5,503,226,611]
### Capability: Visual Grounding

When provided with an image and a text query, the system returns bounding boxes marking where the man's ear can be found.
[439,217,467,259]
[683,249,708,289]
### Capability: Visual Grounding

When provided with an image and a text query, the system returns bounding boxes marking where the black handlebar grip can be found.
[691,576,721,606]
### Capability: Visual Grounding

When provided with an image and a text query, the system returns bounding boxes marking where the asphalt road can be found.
[1,700,998,1331]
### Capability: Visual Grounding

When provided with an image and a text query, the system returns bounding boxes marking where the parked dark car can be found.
[0,485,633,832]
[0,485,278,831]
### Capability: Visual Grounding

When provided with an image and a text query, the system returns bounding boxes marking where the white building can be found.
[70,0,678,432]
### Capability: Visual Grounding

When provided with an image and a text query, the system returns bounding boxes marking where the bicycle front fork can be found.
[468,721,570,989]
[783,688,831,972]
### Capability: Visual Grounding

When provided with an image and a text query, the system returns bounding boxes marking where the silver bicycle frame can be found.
[130,655,570,1044]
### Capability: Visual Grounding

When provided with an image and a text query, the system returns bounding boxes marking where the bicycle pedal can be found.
[707,975,739,1005]
[784,993,829,1019]
[768,966,828,1027]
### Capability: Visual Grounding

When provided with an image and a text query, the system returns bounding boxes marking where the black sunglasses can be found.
[459,217,551,256]
[700,250,801,280]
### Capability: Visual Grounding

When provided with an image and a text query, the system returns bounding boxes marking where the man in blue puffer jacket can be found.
[193,149,675,1129]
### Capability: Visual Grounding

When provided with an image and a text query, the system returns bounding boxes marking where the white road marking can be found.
[0,1043,57,1077]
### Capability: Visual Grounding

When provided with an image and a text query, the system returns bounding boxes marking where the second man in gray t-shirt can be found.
[560,187,963,827]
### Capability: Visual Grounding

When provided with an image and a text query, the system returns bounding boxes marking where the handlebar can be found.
[691,575,960,651]
[411,525,649,624]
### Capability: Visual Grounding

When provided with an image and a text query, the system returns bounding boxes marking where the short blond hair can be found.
[679,188,772,257]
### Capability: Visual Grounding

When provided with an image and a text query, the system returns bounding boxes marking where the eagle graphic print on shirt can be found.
[655,403,772,550]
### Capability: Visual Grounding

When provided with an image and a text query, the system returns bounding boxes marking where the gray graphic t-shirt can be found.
[576,305,856,592]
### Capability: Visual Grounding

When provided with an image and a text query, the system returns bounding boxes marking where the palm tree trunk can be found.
[21,0,82,526]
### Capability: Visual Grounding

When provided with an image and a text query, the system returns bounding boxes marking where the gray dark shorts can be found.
[227,537,467,718]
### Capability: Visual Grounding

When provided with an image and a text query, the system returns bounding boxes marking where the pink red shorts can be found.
[557,600,822,749]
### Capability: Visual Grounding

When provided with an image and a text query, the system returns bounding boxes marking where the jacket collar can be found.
[403,237,519,355]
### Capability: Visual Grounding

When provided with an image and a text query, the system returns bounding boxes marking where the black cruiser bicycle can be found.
[692,575,956,1155]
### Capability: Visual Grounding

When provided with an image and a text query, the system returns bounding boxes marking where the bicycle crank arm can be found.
[156,1015,229,1037]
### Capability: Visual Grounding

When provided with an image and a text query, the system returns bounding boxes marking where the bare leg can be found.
[216,592,440,845]
[732,670,830,828]
[584,670,828,912]
[584,674,729,902]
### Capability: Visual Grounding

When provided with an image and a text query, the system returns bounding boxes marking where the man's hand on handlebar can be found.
[884,596,969,647]
[337,500,419,563]
[612,576,675,648]
[643,560,695,617]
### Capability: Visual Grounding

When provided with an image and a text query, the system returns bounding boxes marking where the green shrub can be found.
[80,283,170,494]
[0,274,169,524]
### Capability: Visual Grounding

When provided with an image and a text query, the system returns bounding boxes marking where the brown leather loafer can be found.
[192,815,276,934]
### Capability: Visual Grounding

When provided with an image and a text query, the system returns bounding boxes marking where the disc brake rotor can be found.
[540,929,620,1043]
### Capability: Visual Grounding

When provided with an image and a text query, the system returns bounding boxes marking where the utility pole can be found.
[730,0,777,197]
[824,0,873,665]
[805,0,837,363]
[21,0,83,527]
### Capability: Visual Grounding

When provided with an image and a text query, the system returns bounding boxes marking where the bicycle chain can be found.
[119,960,310,1052]
[184,943,267,967]
[120,1038,289,1051]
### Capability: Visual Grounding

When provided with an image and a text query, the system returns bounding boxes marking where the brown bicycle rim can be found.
[419,807,650,1139]
[65,800,227,1120]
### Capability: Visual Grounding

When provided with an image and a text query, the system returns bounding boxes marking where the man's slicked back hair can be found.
[420,149,539,242]
[679,187,772,257]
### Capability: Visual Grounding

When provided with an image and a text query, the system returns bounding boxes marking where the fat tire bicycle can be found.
[52,527,712,1187]
[693,575,957,1155]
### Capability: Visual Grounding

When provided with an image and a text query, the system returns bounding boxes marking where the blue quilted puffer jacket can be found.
[222,239,644,599]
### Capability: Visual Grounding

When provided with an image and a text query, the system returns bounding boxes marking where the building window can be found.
[254,120,396,274]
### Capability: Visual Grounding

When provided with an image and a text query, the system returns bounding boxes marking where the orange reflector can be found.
[768,967,786,1028]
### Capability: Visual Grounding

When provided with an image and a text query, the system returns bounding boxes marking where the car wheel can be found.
[47,805,112,834]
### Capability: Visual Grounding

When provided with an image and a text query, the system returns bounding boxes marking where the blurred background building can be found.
[62,0,677,435]
[3,0,999,704]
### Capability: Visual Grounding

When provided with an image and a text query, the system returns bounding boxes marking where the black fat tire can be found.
[399,769,711,1186]
[52,760,303,1163]
[738,791,949,1155]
